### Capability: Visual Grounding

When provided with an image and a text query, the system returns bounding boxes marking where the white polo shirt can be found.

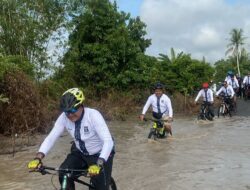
[142,94,173,117]
[38,107,114,161]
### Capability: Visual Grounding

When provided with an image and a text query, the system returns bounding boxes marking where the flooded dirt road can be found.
[1,99,250,190]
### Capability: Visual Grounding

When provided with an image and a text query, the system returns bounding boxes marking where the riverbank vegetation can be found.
[1,0,250,141]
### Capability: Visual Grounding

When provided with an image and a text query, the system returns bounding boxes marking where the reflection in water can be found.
[1,113,250,189]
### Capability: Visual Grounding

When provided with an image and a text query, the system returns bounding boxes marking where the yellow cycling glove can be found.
[88,165,101,176]
[27,158,41,170]
[88,158,105,176]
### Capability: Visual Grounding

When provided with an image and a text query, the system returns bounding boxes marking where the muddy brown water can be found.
[1,99,250,190]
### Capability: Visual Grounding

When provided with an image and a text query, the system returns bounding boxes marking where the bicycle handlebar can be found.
[32,166,89,176]
[29,165,96,189]
[143,117,172,122]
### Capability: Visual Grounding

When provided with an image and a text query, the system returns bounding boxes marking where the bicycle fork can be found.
[61,174,68,190]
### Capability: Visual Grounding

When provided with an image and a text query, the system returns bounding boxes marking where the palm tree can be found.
[158,47,184,64]
[225,28,247,77]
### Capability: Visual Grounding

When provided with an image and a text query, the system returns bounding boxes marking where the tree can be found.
[225,28,247,77]
[0,0,84,80]
[158,48,184,64]
[60,0,151,93]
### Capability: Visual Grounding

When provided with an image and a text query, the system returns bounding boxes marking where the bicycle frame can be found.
[197,102,213,121]
[144,118,170,140]
[33,166,117,190]
[38,166,94,189]
[244,85,250,100]
[218,96,232,117]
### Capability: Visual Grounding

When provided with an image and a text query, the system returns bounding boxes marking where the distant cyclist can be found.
[243,72,250,87]
[140,82,173,136]
[216,81,235,109]
[225,70,234,81]
[28,88,115,190]
[226,74,239,104]
[194,82,214,118]
[236,74,243,98]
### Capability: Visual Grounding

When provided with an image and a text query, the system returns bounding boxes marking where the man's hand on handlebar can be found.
[28,158,43,170]
[139,114,144,121]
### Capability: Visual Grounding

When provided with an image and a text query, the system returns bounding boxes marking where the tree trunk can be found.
[236,53,241,77]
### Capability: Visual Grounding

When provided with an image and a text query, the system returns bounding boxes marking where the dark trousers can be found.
[203,102,214,117]
[59,144,114,190]
[152,111,163,119]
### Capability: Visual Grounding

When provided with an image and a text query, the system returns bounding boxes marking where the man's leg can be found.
[59,145,87,190]
[208,104,215,118]
[86,154,114,190]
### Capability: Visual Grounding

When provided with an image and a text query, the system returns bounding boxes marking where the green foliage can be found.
[0,94,9,104]
[0,0,84,80]
[214,59,234,83]
[155,53,214,95]
[59,0,151,93]
[214,56,250,81]
[0,55,35,79]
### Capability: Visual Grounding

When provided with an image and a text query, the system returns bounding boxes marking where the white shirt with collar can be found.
[142,94,173,117]
[216,85,235,97]
[226,78,239,89]
[38,107,114,161]
[243,76,250,85]
[195,88,214,102]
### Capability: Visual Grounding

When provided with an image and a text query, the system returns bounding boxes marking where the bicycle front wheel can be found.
[110,177,117,190]
[89,177,117,190]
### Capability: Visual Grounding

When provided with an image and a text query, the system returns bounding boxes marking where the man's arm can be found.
[215,87,222,96]
[194,90,202,102]
[92,110,114,161]
[38,113,65,157]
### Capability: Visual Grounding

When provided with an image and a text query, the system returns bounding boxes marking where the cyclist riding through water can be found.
[139,82,173,136]
[226,73,239,106]
[194,82,215,119]
[28,88,115,190]
[216,81,235,110]
[243,72,250,98]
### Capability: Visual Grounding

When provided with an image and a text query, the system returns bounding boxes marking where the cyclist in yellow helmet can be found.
[28,88,115,190]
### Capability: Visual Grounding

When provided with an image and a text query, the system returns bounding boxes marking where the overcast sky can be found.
[115,0,250,63]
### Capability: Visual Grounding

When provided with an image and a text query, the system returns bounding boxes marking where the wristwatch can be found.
[97,157,105,168]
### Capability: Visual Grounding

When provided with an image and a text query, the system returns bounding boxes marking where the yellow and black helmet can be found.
[60,88,85,111]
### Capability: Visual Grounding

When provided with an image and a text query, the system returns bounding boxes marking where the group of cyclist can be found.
[195,70,250,120]
[27,84,173,190]
[27,72,250,189]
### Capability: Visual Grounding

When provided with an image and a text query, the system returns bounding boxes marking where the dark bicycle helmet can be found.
[227,70,234,77]
[60,88,85,112]
[154,82,164,90]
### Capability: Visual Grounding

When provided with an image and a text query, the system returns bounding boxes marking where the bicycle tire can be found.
[148,129,154,139]
[89,177,117,190]
[157,129,166,138]
[205,112,213,121]
[228,106,232,117]
[110,177,117,190]
[217,105,222,118]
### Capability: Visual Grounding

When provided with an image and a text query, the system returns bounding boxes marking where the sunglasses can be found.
[64,107,78,115]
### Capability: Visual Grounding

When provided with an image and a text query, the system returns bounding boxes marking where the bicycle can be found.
[30,165,117,190]
[197,102,214,121]
[217,95,233,118]
[143,118,171,140]
[244,85,250,101]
